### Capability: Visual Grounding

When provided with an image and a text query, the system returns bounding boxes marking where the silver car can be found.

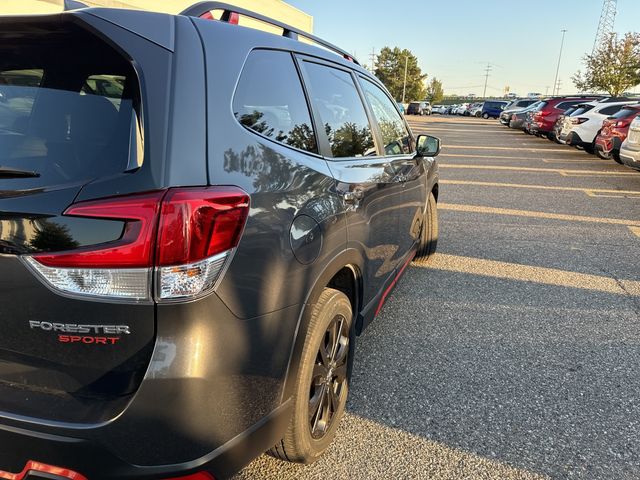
[619,115,640,170]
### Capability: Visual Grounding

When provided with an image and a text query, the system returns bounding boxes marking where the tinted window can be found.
[302,61,375,158]
[361,79,412,155]
[600,105,624,116]
[611,108,640,119]
[233,50,317,154]
[0,28,141,187]
[81,75,126,110]
[0,69,43,131]
[571,105,594,116]
[556,101,581,111]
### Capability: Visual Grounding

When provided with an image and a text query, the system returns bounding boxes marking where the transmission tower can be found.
[592,0,617,54]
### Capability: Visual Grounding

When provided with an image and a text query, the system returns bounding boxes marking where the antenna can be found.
[592,0,617,54]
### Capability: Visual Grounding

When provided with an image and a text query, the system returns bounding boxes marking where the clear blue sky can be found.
[287,0,640,97]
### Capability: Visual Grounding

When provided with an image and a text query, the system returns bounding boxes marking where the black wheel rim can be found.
[309,314,349,440]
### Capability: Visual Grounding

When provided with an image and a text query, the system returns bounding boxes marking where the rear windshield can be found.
[0,24,142,186]
[610,107,640,119]
[562,107,578,117]
[570,105,594,116]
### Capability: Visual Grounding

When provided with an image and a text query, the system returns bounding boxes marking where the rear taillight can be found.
[571,117,588,125]
[615,119,631,128]
[0,461,87,480]
[23,187,249,303]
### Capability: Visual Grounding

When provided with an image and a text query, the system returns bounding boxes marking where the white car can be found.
[619,115,640,170]
[454,103,469,115]
[432,105,447,114]
[561,99,639,153]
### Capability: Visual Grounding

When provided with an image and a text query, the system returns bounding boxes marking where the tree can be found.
[426,78,444,104]
[572,32,640,96]
[375,47,427,102]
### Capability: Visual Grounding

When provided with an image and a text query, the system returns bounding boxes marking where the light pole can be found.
[401,55,409,104]
[482,63,492,99]
[553,29,567,96]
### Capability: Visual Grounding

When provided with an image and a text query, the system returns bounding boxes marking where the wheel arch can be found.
[279,249,365,403]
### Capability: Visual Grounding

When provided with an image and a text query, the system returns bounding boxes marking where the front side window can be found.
[361,79,412,155]
[233,50,317,154]
[302,61,375,158]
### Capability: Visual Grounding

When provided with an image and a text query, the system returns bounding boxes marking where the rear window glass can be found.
[233,50,317,154]
[571,105,594,116]
[611,108,640,119]
[600,105,624,116]
[302,61,376,158]
[0,25,141,186]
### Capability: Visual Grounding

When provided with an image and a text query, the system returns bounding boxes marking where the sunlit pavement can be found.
[235,115,640,479]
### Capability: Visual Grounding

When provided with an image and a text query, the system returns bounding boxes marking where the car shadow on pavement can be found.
[236,260,640,479]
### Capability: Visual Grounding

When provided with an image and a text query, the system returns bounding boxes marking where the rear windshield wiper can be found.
[0,166,40,179]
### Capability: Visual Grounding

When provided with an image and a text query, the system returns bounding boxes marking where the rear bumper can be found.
[565,131,585,147]
[620,145,640,169]
[595,136,621,154]
[0,400,291,480]
[0,294,302,479]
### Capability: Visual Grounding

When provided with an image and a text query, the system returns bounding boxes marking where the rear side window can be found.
[360,79,412,155]
[301,61,375,158]
[233,50,317,154]
[0,26,141,186]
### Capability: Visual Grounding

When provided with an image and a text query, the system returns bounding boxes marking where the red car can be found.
[595,105,640,162]
[528,96,600,140]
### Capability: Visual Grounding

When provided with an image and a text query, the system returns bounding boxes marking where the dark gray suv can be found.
[0,2,440,478]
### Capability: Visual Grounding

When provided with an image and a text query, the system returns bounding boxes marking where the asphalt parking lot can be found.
[235,115,640,480]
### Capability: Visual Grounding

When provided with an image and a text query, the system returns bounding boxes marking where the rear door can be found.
[297,56,421,311]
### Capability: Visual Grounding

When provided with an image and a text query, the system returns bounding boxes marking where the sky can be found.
[286,0,640,97]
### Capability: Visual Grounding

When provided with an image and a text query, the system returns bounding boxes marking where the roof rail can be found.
[179,2,360,66]
[64,0,88,10]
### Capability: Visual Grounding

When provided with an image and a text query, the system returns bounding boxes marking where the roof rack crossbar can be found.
[180,1,359,65]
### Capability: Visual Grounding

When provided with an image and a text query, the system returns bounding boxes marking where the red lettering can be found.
[70,336,82,343]
[107,337,120,345]
[95,337,107,345]
[58,335,70,343]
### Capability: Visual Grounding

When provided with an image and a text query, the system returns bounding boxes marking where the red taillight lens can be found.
[157,187,250,267]
[571,117,588,125]
[26,187,250,302]
[33,191,165,268]
[615,119,631,128]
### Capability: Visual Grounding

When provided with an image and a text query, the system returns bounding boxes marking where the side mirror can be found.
[416,134,441,157]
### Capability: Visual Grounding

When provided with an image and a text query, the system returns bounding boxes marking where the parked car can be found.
[527,96,600,140]
[432,104,447,114]
[594,105,640,161]
[499,99,540,125]
[509,101,543,130]
[0,4,441,479]
[550,105,579,143]
[469,102,483,117]
[407,101,431,115]
[619,115,640,170]
[563,98,639,153]
[455,103,469,115]
[479,100,509,119]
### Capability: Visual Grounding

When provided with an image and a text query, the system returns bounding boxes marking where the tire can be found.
[613,151,623,164]
[584,143,595,155]
[596,148,612,160]
[482,113,490,119]
[414,191,438,265]
[270,288,352,464]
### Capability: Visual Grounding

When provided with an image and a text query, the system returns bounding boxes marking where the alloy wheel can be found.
[308,314,349,439]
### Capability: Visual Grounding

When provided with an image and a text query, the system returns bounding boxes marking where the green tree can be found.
[375,47,427,102]
[572,32,640,96]
[425,78,444,104]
